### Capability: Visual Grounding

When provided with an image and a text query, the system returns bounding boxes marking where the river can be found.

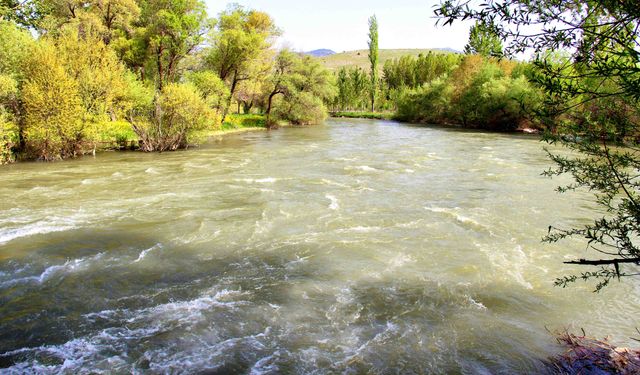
[1,118,639,374]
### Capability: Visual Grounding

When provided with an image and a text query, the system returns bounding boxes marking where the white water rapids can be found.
[0,119,639,373]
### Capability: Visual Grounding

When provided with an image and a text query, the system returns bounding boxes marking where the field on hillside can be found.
[316,48,457,71]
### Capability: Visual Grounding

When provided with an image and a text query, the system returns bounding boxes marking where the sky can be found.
[204,0,473,52]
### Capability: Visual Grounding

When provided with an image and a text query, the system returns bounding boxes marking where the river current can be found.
[1,119,639,374]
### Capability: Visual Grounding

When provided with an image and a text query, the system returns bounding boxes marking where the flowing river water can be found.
[1,119,639,374]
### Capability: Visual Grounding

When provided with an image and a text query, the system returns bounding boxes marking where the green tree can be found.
[437,0,640,290]
[186,70,229,119]
[264,50,334,126]
[138,0,210,89]
[206,4,279,123]
[0,73,18,163]
[463,21,503,58]
[264,49,296,126]
[21,41,85,160]
[368,14,379,112]
[0,0,46,28]
[131,82,213,152]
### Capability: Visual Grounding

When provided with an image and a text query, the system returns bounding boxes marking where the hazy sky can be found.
[204,0,473,52]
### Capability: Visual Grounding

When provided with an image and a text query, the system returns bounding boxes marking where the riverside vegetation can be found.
[3,1,635,163]
[0,1,334,163]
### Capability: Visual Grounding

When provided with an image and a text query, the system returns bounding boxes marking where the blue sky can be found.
[204,0,473,52]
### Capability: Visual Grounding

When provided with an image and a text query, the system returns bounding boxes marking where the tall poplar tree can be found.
[367,14,378,112]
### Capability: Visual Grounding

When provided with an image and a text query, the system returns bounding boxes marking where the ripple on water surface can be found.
[0,119,638,373]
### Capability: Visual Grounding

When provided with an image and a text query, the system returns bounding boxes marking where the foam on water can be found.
[345,165,380,173]
[0,220,77,245]
[1,253,105,288]
[325,194,339,210]
[133,243,163,263]
[424,206,489,232]
[1,288,252,372]
[235,177,279,184]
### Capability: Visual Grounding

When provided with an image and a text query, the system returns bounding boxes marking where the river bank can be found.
[331,111,542,134]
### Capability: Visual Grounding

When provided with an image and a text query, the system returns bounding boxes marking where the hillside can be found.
[316,48,458,72]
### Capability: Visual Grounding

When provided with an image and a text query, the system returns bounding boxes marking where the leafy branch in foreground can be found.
[436,0,640,289]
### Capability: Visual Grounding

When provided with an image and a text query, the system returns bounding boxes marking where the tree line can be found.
[0,1,335,163]
[330,21,539,131]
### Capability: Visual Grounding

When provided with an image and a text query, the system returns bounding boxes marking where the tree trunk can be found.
[220,70,239,125]
[156,45,164,91]
[265,91,281,129]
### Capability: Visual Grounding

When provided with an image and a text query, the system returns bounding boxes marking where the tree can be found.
[0,73,18,163]
[368,14,379,112]
[21,40,85,160]
[131,82,213,152]
[264,49,334,127]
[463,21,503,57]
[263,49,296,126]
[186,70,229,119]
[138,0,210,89]
[206,4,279,123]
[55,28,131,121]
[436,1,640,290]
[0,0,47,28]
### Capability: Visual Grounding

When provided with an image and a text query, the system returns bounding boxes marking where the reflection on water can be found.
[0,119,638,373]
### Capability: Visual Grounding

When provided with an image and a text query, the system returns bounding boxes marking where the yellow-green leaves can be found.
[22,41,84,160]
[134,83,214,152]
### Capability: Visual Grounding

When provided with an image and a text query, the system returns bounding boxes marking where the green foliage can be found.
[0,112,18,164]
[368,15,379,112]
[331,111,394,120]
[97,120,137,143]
[382,52,461,91]
[396,77,454,124]
[332,66,370,111]
[221,114,265,130]
[273,91,327,125]
[132,82,214,152]
[21,40,85,160]
[265,50,334,127]
[206,4,279,122]
[396,55,539,130]
[56,29,131,118]
[0,0,46,28]
[134,0,210,88]
[464,22,503,58]
[437,0,640,288]
[0,19,34,80]
[186,70,229,115]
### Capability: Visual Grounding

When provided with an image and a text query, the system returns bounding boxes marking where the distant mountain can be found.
[304,49,336,57]
[433,47,461,54]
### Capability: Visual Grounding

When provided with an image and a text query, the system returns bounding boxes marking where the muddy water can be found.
[0,119,638,374]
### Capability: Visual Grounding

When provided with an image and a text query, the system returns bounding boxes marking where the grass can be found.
[221,114,267,131]
[316,49,456,72]
[331,111,396,120]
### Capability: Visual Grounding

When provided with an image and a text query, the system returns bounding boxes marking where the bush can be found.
[132,83,214,152]
[0,114,18,164]
[21,41,85,160]
[396,77,454,124]
[273,92,327,125]
[186,71,229,115]
[395,57,540,131]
